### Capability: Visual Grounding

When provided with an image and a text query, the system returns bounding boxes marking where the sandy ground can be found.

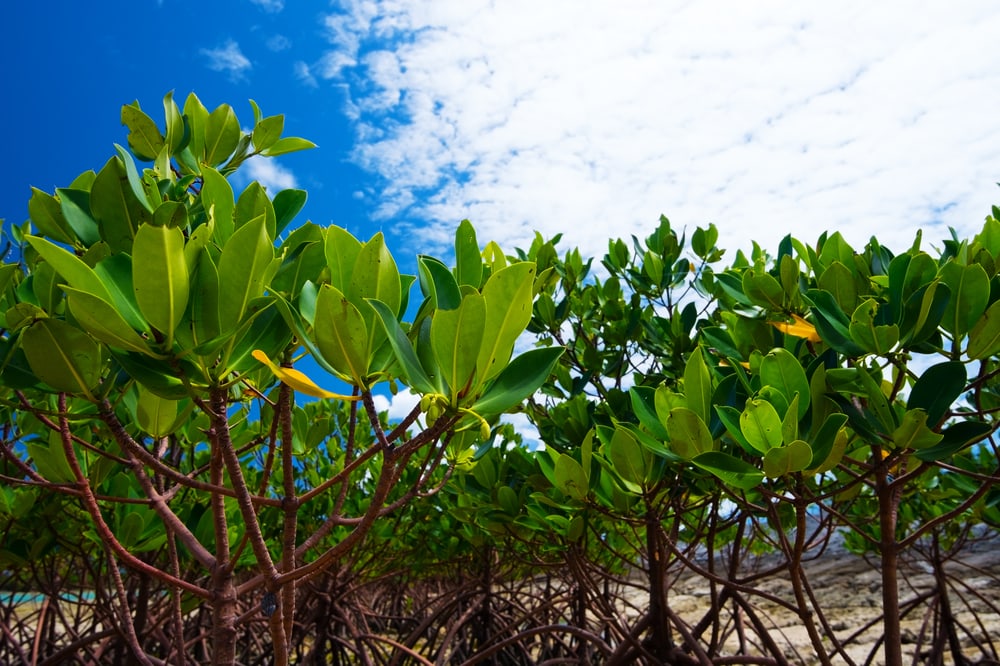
[659,539,1000,665]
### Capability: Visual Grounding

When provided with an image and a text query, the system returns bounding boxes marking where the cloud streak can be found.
[316,1,1000,260]
[200,39,252,82]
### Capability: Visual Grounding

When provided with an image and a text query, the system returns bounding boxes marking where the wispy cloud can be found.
[200,40,252,82]
[241,155,298,191]
[316,1,1000,260]
[250,0,284,13]
[294,61,318,88]
[266,34,291,52]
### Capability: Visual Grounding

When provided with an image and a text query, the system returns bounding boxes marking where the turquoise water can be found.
[0,591,96,605]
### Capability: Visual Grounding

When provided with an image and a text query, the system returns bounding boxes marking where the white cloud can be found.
[266,34,291,52]
[250,0,284,12]
[200,40,252,81]
[315,1,1000,260]
[243,155,298,191]
[370,389,421,422]
[293,61,318,88]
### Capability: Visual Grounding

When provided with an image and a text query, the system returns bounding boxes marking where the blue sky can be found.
[5,1,1000,261]
[5,1,1000,421]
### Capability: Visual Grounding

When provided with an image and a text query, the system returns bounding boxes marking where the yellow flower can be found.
[770,314,821,343]
[252,350,360,401]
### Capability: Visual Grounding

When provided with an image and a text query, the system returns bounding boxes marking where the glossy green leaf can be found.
[914,420,993,461]
[683,346,713,423]
[907,361,966,426]
[967,299,1000,359]
[26,236,114,304]
[806,288,866,356]
[469,346,563,416]
[891,409,944,450]
[252,115,284,152]
[314,284,369,385]
[235,181,276,238]
[742,268,784,310]
[418,255,462,311]
[28,187,74,244]
[204,104,241,166]
[90,157,143,252]
[807,413,848,469]
[939,261,990,338]
[477,262,536,384]
[607,427,646,492]
[201,166,235,243]
[191,250,222,347]
[666,407,714,459]
[368,299,436,393]
[849,299,899,355]
[817,261,857,313]
[121,102,164,161]
[26,440,75,484]
[135,387,185,437]
[629,386,670,440]
[691,451,764,490]
[163,92,185,153]
[325,226,363,294]
[763,439,812,477]
[218,217,274,329]
[261,136,317,157]
[349,233,401,352]
[272,189,307,236]
[133,224,189,347]
[432,292,486,398]
[64,287,151,355]
[93,254,148,333]
[21,319,101,397]
[55,188,100,246]
[759,347,810,420]
[740,399,782,453]
[554,453,589,501]
[113,144,155,213]
[455,220,483,288]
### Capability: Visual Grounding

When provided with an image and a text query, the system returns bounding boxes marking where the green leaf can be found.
[763,440,812,477]
[28,187,74,244]
[818,261,858,313]
[235,181,276,238]
[55,188,100,246]
[114,144,156,214]
[939,261,990,338]
[607,426,650,491]
[252,115,284,152]
[163,92,185,154]
[94,254,148,333]
[368,299,436,393]
[907,361,966,426]
[204,104,241,166]
[455,220,483,288]
[915,420,993,461]
[666,407,714,459]
[742,268,784,310]
[807,288,867,356]
[326,226,363,294]
[217,217,274,330]
[418,255,462,311]
[314,284,369,385]
[349,232,401,353]
[849,299,899,355]
[629,386,670,440]
[26,440,75,484]
[191,250,222,347]
[967,299,1000,359]
[64,287,152,355]
[808,413,848,469]
[135,387,185,437]
[691,451,764,490]
[261,136,317,157]
[740,399,783,453]
[683,346,713,423]
[759,348,810,420]
[432,292,486,398]
[26,236,114,304]
[132,224,189,347]
[477,262,536,384]
[201,166,235,243]
[21,319,102,398]
[272,189,307,236]
[554,453,589,501]
[90,157,143,253]
[891,409,944,450]
[121,102,164,161]
[469,346,564,416]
